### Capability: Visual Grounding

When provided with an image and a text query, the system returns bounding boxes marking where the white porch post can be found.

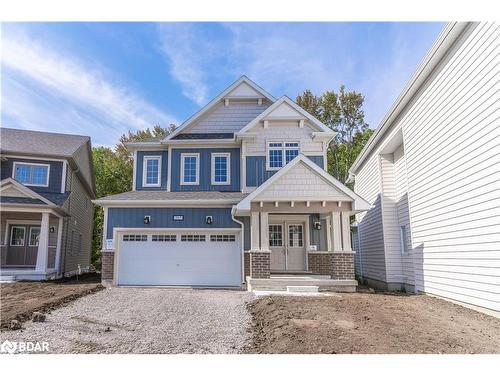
[54,217,63,275]
[250,211,260,251]
[331,212,342,251]
[35,212,50,273]
[260,212,269,251]
[325,215,332,252]
[341,212,352,252]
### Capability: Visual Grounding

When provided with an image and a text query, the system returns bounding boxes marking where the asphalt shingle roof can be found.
[0,196,45,205]
[95,190,247,202]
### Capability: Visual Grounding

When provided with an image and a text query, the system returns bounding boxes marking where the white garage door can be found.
[117,231,242,286]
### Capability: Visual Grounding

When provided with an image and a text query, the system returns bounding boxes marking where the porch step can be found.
[286,285,319,293]
[246,276,357,292]
[0,275,16,282]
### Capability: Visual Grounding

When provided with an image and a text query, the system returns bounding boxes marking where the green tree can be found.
[296,86,371,184]
[91,124,176,269]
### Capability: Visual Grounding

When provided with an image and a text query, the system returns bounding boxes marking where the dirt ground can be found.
[0,273,103,329]
[245,291,500,354]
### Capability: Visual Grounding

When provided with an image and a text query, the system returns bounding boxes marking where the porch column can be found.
[331,212,342,251]
[35,212,50,273]
[341,212,352,252]
[250,211,260,251]
[259,212,269,251]
[54,217,63,275]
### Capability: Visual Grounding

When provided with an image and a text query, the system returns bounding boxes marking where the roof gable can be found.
[0,178,53,206]
[163,76,276,141]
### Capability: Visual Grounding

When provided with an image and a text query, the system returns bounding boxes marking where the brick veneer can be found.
[249,251,271,279]
[331,252,355,280]
[307,252,333,275]
[101,251,114,282]
[244,251,250,279]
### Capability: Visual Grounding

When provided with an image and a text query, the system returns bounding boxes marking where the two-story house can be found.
[0,128,96,281]
[94,76,370,290]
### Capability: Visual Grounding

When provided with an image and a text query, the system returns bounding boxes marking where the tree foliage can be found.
[91,124,176,268]
[296,86,372,185]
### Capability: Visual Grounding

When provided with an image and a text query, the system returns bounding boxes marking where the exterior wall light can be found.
[144,215,151,224]
[206,216,213,225]
[314,221,322,230]
[49,226,55,233]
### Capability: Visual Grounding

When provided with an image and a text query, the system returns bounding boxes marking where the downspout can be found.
[231,206,245,286]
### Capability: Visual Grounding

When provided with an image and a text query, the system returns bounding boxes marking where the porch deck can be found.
[246,274,357,292]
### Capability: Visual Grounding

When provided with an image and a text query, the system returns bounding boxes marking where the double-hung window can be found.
[266,142,300,170]
[13,162,50,187]
[211,152,231,185]
[181,153,199,185]
[143,156,161,187]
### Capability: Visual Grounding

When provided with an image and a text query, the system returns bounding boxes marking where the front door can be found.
[269,219,307,272]
[6,224,40,267]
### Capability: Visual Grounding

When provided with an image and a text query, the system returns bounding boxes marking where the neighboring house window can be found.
[10,226,26,246]
[13,162,50,187]
[211,152,231,185]
[180,153,199,185]
[400,225,408,254]
[143,156,161,187]
[29,227,41,247]
[266,142,300,170]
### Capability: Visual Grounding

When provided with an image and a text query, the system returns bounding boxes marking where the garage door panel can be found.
[117,233,241,286]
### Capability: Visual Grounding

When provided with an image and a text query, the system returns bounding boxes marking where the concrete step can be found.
[0,275,16,282]
[286,285,319,293]
[246,276,357,292]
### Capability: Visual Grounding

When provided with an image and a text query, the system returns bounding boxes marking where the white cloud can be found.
[1,36,177,146]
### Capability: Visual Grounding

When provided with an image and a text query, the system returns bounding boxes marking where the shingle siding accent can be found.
[171,148,240,192]
[106,207,240,239]
[135,151,168,191]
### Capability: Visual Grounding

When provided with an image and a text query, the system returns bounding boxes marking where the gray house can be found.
[0,127,96,281]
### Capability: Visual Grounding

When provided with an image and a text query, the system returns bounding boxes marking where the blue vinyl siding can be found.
[171,148,240,191]
[107,207,239,239]
[246,155,324,187]
[135,151,168,191]
[1,157,64,194]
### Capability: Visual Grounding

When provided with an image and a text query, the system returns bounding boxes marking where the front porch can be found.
[0,210,63,281]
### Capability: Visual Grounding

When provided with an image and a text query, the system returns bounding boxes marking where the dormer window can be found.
[143,156,161,187]
[13,162,50,187]
[266,142,300,171]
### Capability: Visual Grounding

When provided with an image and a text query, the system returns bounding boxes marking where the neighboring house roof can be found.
[234,154,371,214]
[163,76,276,142]
[349,22,472,176]
[0,196,46,205]
[172,133,235,140]
[93,191,248,206]
[0,127,96,198]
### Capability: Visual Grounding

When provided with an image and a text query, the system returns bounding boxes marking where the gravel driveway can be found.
[0,288,253,354]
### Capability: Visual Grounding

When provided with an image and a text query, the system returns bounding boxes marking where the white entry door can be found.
[117,231,241,286]
[269,218,307,272]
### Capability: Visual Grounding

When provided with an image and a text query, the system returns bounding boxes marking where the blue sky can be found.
[1,22,444,147]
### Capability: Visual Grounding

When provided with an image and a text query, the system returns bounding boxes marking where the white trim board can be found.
[142,155,162,188]
[180,153,200,186]
[12,161,51,187]
[211,152,231,185]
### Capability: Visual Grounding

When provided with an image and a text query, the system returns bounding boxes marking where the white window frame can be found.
[28,226,41,247]
[400,225,408,254]
[142,155,162,187]
[10,225,26,247]
[265,141,300,171]
[180,153,200,185]
[12,162,50,187]
[211,152,231,185]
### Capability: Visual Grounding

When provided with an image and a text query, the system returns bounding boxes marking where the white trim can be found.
[265,140,300,171]
[163,76,276,142]
[12,161,50,187]
[0,178,58,207]
[180,153,200,185]
[241,141,247,191]
[142,155,162,188]
[1,154,66,163]
[211,152,231,185]
[55,217,63,276]
[166,145,172,192]
[102,206,109,250]
[61,160,67,193]
[28,226,41,247]
[93,200,239,207]
[9,225,26,247]
[132,150,138,191]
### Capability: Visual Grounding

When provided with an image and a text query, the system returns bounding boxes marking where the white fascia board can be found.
[236,96,335,135]
[125,142,165,151]
[163,76,276,142]
[235,154,370,212]
[92,199,241,207]
[349,22,471,175]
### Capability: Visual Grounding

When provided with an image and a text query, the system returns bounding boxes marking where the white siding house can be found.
[350,22,500,312]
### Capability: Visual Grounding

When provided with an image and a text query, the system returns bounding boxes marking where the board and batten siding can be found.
[354,153,387,281]
[401,22,500,311]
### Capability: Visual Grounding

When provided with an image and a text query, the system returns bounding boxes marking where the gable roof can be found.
[236,96,336,135]
[163,76,276,141]
[235,154,371,213]
[0,178,58,207]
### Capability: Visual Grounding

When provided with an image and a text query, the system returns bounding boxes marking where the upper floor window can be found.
[180,153,199,185]
[211,152,231,185]
[266,142,300,170]
[13,162,50,187]
[143,156,161,187]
